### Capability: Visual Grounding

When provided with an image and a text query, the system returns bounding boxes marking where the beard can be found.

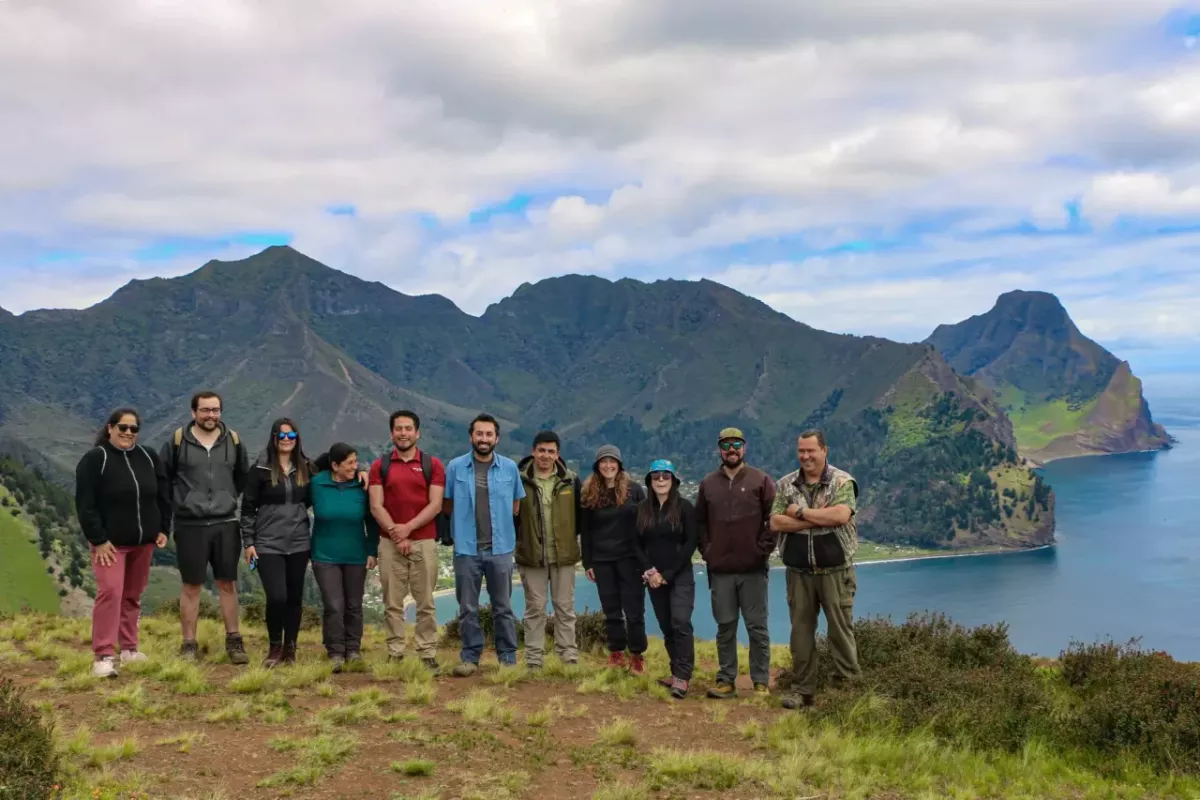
[721,451,743,468]
[473,442,494,456]
[394,438,415,453]
[196,418,218,431]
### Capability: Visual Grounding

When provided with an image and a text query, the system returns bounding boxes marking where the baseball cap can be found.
[717,427,745,442]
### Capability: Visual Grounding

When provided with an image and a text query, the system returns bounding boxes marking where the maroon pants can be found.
[91,543,154,657]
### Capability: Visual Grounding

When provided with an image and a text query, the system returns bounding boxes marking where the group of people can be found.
[74,391,862,708]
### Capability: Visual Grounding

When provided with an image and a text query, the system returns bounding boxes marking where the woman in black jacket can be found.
[580,444,647,674]
[75,408,170,679]
[241,417,314,667]
[634,459,698,699]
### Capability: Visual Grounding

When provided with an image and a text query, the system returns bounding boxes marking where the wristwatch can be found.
[794,506,806,520]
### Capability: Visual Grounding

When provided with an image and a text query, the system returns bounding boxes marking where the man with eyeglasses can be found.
[695,427,777,699]
[159,391,250,663]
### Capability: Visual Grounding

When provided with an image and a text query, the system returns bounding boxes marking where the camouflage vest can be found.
[776,463,858,570]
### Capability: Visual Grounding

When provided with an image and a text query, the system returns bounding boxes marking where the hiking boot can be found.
[93,656,118,679]
[451,662,478,678]
[629,654,646,676]
[346,652,364,667]
[262,643,284,669]
[754,682,770,696]
[707,682,737,700]
[670,678,689,699]
[179,640,200,661]
[606,651,627,669]
[526,662,542,672]
[119,650,148,665]
[781,693,815,710]
[387,653,406,663]
[422,657,442,676]
[330,655,345,674]
[225,633,249,665]
[658,676,676,689]
[281,641,297,665]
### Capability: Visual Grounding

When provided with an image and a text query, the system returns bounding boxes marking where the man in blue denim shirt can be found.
[444,413,526,676]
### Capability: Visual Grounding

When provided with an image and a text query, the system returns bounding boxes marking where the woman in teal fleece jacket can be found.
[311,442,380,671]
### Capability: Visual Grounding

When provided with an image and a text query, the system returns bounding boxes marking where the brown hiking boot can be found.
[281,641,297,665]
[262,643,284,669]
[606,651,626,669]
[225,633,249,665]
[629,654,646,676]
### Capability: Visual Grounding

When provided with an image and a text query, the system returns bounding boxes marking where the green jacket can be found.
[310,471,380,565]
[515,456,581,568]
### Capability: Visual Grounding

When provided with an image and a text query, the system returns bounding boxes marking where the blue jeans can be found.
[454,548,517,665]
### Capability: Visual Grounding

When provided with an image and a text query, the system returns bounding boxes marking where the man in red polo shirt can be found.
[368,410,446,671]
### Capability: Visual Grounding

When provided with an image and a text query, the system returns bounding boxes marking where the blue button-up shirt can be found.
[444,452,526,556]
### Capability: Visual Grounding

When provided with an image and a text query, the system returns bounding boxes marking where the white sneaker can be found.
[119,650,148,664]
[93,656,118,678]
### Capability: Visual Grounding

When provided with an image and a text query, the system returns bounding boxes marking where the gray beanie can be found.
[593,444,623,468]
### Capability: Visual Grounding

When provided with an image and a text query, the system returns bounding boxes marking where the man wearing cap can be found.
[514,430,582,668]
[769,429,860,710]
[695,427,777,699]
[696,429,777,695]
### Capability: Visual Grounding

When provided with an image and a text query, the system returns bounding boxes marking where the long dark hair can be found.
[267,417,311,487]
[94,407,141,447]
[637,482,682,533]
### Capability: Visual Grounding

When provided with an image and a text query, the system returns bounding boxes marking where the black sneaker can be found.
[180,640,200,661]
[225,633,249,665]
[330,655,345,674]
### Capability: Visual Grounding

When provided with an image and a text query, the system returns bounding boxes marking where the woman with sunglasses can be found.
[634,460,698,698]
[75,408,171,678]
[241,418,314,667]
[580,444,648,674]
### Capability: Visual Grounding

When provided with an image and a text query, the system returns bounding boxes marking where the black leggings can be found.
[257,551,310,646]
[593,558,647,654]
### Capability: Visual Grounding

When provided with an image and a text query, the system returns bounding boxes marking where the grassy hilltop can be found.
[3,609,1200,799]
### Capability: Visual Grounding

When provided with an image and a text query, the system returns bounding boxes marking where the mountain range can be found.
[0,245,1167,550]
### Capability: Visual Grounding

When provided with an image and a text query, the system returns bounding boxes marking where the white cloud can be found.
[0,0,1198,372]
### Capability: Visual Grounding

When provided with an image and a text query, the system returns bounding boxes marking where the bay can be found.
[429,425,1200,659]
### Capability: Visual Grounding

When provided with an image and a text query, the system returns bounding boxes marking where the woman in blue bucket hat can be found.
[634,459,698,699]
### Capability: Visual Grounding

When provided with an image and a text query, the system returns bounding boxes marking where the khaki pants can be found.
[520,564,578,665]
[378,537,439,659]
[786,566,860,696]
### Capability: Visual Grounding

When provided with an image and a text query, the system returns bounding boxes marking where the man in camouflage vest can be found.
[769,429,861,709]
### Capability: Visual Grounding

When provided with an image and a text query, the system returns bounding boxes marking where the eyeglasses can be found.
[719,440,744,451]
[115,423,139,434]
[196,407,221,414]
[650,472,673,482]
[277,431,297,441]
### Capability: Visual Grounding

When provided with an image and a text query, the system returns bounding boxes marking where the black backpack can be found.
[379,447,453,546]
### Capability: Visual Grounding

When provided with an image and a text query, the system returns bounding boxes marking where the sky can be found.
[3,0,1200,390]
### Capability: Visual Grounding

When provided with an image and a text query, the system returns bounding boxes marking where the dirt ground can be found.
[4,614,796,800]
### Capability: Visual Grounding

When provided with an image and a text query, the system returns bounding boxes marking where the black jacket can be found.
[240,451,313,555]
[75,442,172,547]
[159,423,249,524]
[633,497,698,581]
[580,481,646,568]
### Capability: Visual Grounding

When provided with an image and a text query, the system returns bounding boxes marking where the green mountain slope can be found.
[0,246,1053,549]
[925,290,1171,462]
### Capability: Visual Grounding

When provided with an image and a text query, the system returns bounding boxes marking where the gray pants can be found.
[312,562,367,657]
[520,564,578,665]
[787,566,860,696]
[709,570,771,686]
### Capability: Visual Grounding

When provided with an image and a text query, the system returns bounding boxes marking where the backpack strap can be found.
[171,427,184,478]
[379,443,392,486]
[420,451,433,493]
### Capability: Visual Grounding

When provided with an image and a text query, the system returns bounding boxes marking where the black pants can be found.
[593,558,647,654]
[312,562,366,657]
[648,571,695,680]
[257,551,310,646]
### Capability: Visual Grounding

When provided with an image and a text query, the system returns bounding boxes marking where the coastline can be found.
[409,544,1059,609]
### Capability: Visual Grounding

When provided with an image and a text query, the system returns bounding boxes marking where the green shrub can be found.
[442,606,607,653]
[811,613,1052,753]
[0,677,59,799]
[1060,639,1200,773]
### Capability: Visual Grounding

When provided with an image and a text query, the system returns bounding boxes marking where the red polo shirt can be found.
[367,448,446,541]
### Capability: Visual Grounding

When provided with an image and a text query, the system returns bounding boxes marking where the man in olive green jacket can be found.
[515,431,582,667]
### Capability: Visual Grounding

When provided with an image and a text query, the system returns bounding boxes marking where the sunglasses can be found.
[719,440,744,451]
[650,472,674,482]
[277,431,298,441]
[114,423,139,434]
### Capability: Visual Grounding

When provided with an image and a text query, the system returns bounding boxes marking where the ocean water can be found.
[431,424,1200,659]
